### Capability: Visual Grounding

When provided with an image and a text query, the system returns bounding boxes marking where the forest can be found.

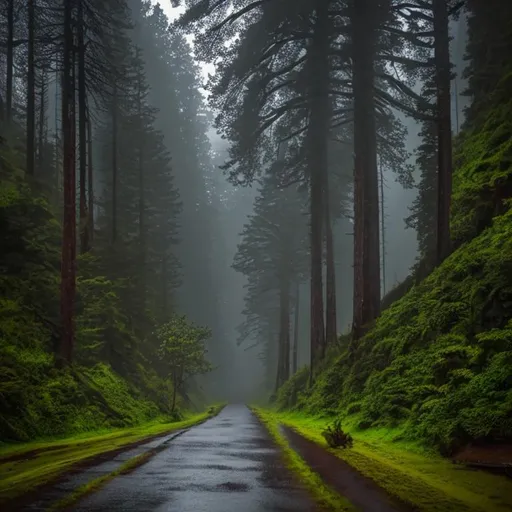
[0,0,511,511]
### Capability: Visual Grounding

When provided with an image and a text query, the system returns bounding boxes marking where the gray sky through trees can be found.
[155,0,469,396]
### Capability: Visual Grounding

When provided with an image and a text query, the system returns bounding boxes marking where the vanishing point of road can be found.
[73,404,317,512]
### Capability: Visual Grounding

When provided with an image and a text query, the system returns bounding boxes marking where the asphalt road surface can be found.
[73,404,317,512]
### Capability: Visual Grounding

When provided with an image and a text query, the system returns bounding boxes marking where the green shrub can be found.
[322,419,353,449]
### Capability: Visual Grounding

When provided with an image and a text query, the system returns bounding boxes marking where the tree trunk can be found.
[26,0,36,176]
[137,55,146,305]
[78,0,89,253]
[111,85,118,244]
[171,371,177,413]
[53,54,60,204]
[59,0,76,365]
[283,275,291,383]
[292,281,300,375]
[162,254,168,320]
[87,110,94,246]
[433,0,453,264]
[276,271,291,389]
[351,0,381,340]
[307,0,330,381]
[379,157,386,295]
[274,340,282,394]
[324,171,337,350]
[38,70,46,175]
[6,0,14,123]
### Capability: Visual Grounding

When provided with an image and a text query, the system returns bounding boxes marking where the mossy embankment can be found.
[0,146,211,446]
[0,404,224,506]
[266,410,512,512]
[277,69,512,456]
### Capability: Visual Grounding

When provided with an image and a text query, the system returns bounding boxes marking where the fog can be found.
[175,11,469,401]
[39,1,470,403]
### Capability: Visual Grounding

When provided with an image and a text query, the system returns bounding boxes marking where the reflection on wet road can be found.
[73,404,317,511]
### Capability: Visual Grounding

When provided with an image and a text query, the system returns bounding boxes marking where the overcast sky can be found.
[153,1,478,291]
[154,0,421,290]
[157,2,216,84]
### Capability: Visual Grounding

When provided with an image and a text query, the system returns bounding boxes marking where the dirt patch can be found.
[453,444,512,478]
[0,444,71,464]
[281,426,413,512]
[454,443,512,465]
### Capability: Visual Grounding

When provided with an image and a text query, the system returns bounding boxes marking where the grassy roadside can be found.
[270,410,512,512]
[0,404,224,505]
[48,451,157,512]
[48,442,174,511]
[252,407,355,512]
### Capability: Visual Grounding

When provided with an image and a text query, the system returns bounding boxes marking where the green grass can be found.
[271,410,512,512]
[0,404,224,505]
[252,407,355,512]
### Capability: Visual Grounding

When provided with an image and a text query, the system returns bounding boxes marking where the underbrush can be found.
[0,347,167,442]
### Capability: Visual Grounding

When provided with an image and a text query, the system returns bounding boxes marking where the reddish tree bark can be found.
[37,70,46,175]
[379,157,387,295]
[111,84,118,243]
[26,0,36,176]
[307,0,330,379]
[433,0,453,264]
[87,110,94,246]
[6,0,14,123]
[162,254,168,320]
[78,0,89,253]
[136,52,146,305]
[324,172,337,350]
[292,281,299,375]
[59,0,76,365]
[351,0,381,340]
[275,271,291,391]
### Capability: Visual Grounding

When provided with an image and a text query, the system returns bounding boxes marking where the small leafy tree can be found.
[156,315,212,413]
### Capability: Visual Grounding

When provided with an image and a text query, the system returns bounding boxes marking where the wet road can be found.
[73,405,317,512]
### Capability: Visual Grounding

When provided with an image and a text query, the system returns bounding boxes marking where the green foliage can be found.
[277,66,512,455]
[157,315,212,378]
[0,145,196,442]
[0,0,221,446]
[276,366,310,410]
[322,419,354,449]
[272,411,512,512]
[283,208,512,453]
[76,256,136,367]
[452,70,512,245]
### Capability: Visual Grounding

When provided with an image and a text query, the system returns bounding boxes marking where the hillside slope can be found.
[0,146,185,443]
[278,71,512,455]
